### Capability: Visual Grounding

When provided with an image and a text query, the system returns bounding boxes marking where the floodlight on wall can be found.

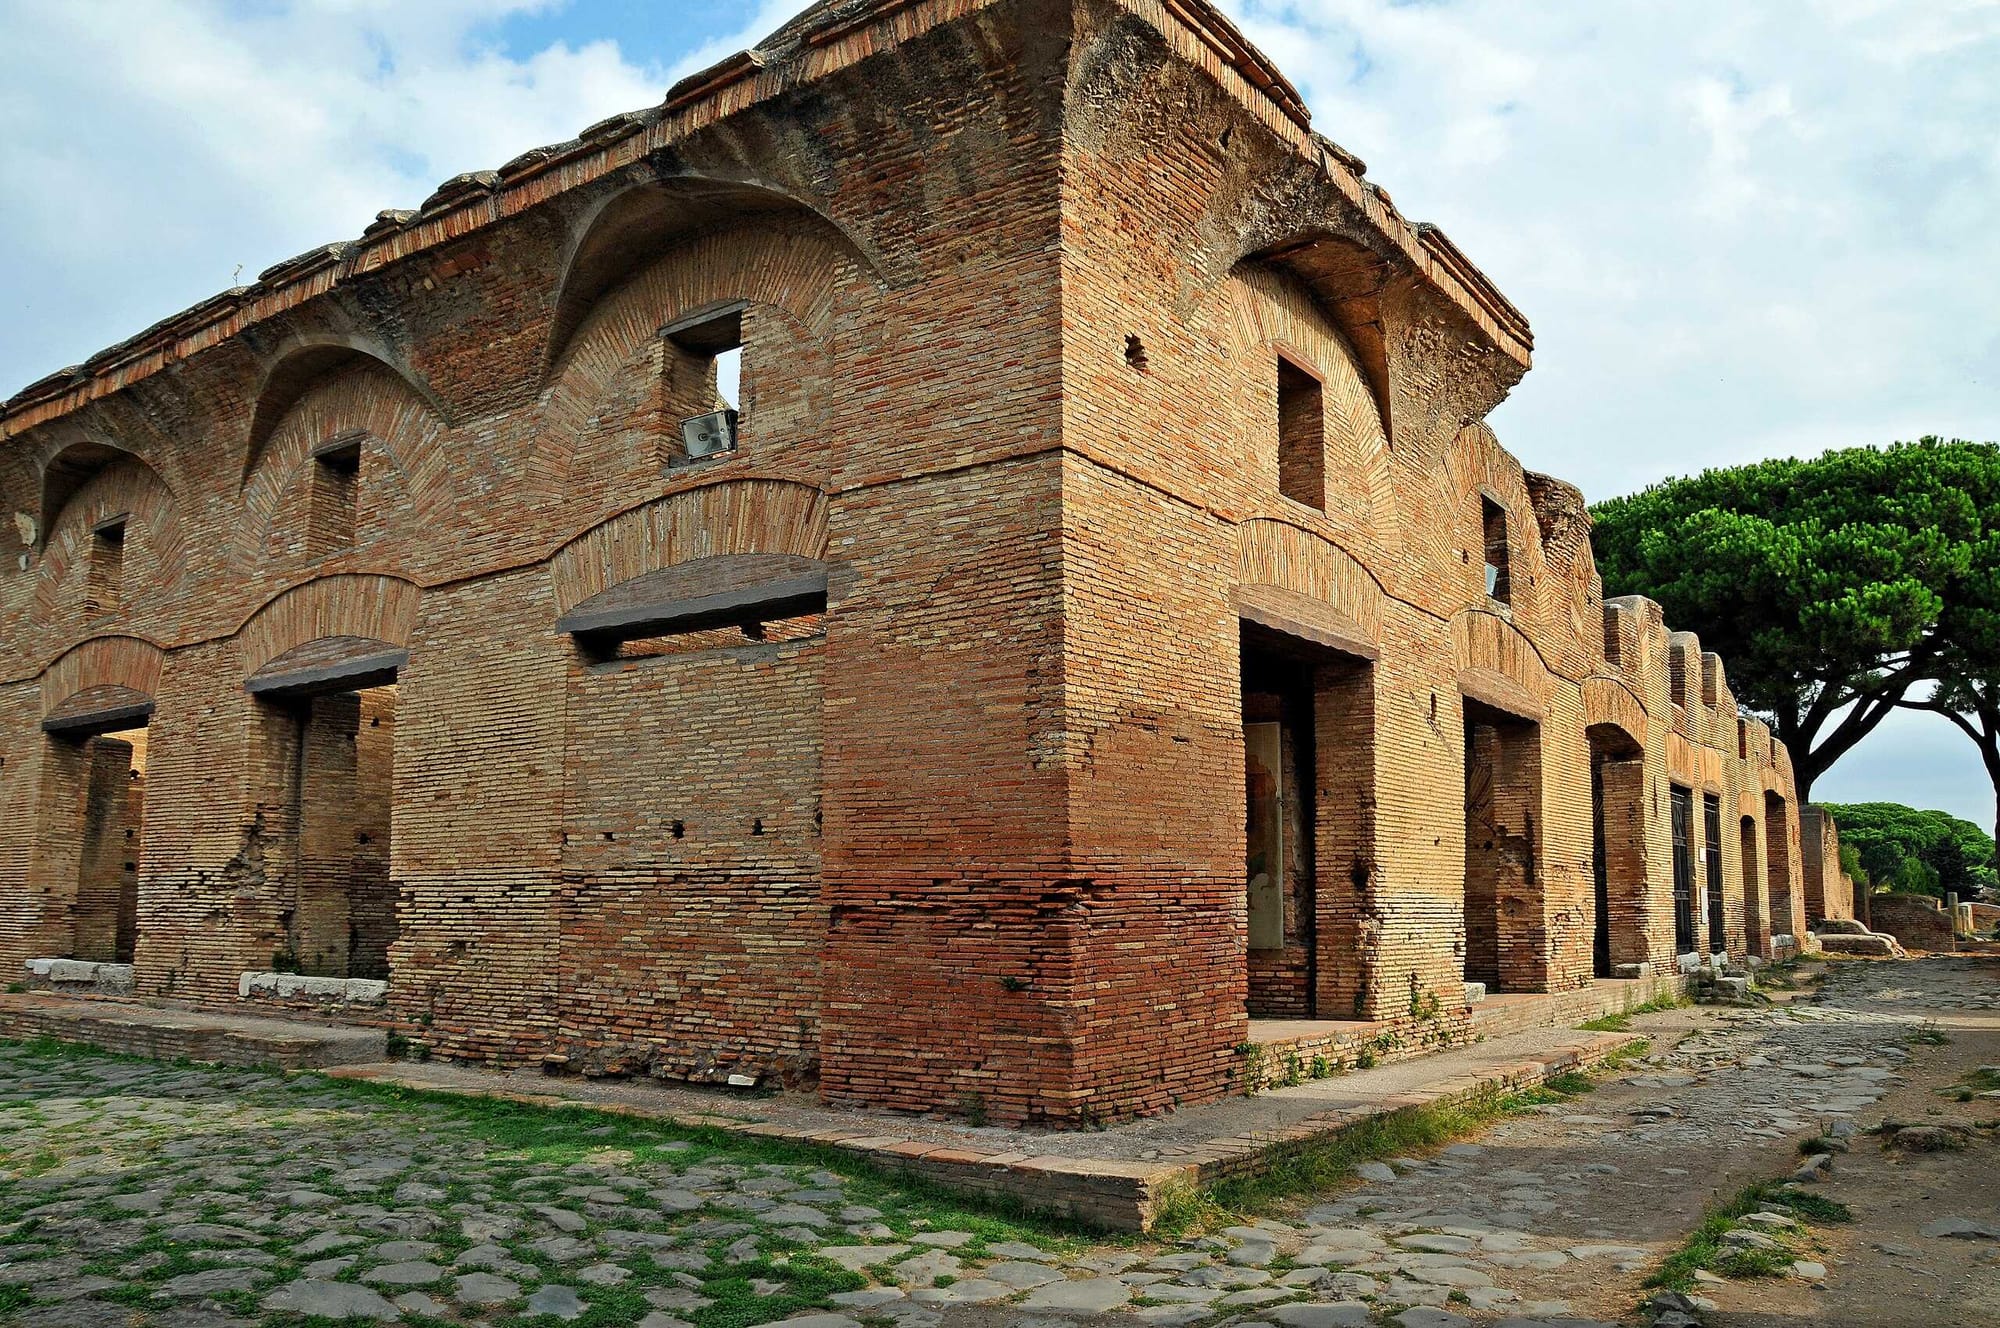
[681,408,739,459]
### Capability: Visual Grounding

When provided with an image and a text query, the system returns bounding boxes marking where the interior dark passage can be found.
[1587,724,1644,978]
[1241,622,1372,1020]
[271,683,398,979]
[1463,698,1543,992]
[1741,815,1766,955]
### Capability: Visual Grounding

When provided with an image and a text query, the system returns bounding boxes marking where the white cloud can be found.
[0,0,667,381]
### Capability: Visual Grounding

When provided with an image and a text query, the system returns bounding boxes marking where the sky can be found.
[0,0,1995,833]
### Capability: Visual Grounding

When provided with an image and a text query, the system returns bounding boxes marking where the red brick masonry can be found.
[0,0,1811,1125]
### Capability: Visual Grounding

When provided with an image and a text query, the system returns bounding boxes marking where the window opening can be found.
[308,433,362,556]
[1276,357,1325,510]
[1482,497,1511,603]
[85,518,126,616]
[662,301,748,462]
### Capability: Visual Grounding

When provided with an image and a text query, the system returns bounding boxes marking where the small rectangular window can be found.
[308,434,361,556]
[1276,358,1324,510]
[1482,497,1511,603]
[85,518,126,616]
[662,302,747,464]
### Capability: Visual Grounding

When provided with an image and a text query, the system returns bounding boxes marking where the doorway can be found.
[1670,786,1696,955]
[1587,725,1644,977]
[1464,699,1543,992]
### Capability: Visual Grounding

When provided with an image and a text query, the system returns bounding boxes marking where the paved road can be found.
[0,957,1991,1327]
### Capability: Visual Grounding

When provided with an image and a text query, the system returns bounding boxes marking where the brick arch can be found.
[237,360,452,577]
[32,452,187,632]
[543,178,883,381]
[234,574,422,677]
[1224,263,1399,551]
[1234,518,1384,649]
[1582,675,1651,750]
[39,635,165,720]
[243,336,451,483]
[549,480,829,617]
[534,218,853,495]
[1452,608,1552,721]
[1229,232,1396,443]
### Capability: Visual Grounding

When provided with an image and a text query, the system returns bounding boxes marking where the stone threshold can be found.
[0,991,388,1069]
[324,1026,1640,1233]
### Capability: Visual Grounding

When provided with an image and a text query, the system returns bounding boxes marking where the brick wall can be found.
[0,0,1811,1124]
[1869,893,1955,952]
[1800,805,1855,924]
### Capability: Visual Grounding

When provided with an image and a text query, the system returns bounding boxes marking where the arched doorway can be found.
[1765,791,1794,945]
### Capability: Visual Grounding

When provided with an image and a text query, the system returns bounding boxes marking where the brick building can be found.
[0,0,1810,1125]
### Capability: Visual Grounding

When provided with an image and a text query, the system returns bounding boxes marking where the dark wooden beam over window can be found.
[558,552,829,643]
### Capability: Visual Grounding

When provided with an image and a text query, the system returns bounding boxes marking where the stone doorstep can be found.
[22,957,136,995]
[238,970,390,1006]
[324,1029,1639,1233]
[0,991,388,1069]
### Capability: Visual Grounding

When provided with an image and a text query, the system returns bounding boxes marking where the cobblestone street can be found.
[2,957,1996,1328]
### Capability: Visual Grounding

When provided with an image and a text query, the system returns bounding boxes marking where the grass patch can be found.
[1578,989,1688,1034]
[1945,1067,2000,1103]
[1543,1072,1596,1095]
[1646,1181,1851,1293]
[1912,1021,1951,1046]
[1577,1013,1631,1033]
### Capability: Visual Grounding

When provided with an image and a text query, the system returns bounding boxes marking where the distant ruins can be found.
[0,0,1849,1125]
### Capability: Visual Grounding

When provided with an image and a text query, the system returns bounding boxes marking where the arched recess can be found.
[542,178,880,381]
[1225,264,1397,549]
[243,337,452,484]
[1439,425,1550,631]
[1453,608,1550,723]
[535,183,879,497]
[1232,519,1381,1020]
[41,636,164,728]
[1586,719,1647,976]
[1582,676,1651,750]
[32,448,186,634]
[1764,789,1796,942]
[1240,232,1395,446]
[1455,607,1549,992]
[237,356,452,575]
[549,479,830,618]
